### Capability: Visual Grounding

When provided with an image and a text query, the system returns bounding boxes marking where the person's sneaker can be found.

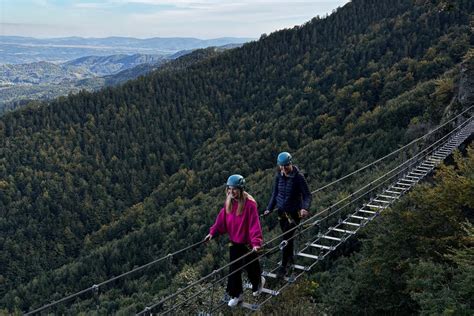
[276,265,287,278]
[253,276,266,296]
[228,294,242,307]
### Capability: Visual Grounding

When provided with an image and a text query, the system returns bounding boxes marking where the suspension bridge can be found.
[24,107,473,315]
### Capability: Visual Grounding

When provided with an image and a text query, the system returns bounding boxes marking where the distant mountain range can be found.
[0,36,254,64]
[0,46,235,113]
[0,54,166,85]
[0,37,247,113]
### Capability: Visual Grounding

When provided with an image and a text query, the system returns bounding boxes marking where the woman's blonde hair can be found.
[225,189,254,215]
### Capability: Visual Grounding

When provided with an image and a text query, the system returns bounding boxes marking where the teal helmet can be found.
[277,152,292,166]
[226,174,245,189]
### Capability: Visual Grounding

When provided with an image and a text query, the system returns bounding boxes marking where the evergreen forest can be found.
[0,0,473,314]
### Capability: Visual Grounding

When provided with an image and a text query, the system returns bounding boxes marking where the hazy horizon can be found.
[1,1,350,39]
[0,34,255,40]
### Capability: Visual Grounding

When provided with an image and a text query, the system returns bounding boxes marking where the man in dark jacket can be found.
[264,152,311,277]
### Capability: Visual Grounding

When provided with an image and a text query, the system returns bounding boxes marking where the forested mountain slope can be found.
[1,0,473,313]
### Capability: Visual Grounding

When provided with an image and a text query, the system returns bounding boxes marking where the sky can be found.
[0,0,350,39]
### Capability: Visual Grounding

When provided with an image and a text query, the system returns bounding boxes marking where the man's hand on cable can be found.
[252,246,261,252]
[299,209,309,218]
[263,210,271,216]
[204,234,213,242]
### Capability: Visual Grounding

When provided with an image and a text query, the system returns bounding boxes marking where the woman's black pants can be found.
[227,243,262,298]
[278,211,301,268]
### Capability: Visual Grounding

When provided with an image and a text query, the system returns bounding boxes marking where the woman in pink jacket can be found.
[205,174,265,307]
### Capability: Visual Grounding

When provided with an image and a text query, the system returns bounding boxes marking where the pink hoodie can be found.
[209,197,263,248]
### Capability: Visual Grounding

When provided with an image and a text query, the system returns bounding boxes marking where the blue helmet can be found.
[277,152,292,166]
[226,174,245,189]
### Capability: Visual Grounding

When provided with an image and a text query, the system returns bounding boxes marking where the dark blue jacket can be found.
[266,165,312,214]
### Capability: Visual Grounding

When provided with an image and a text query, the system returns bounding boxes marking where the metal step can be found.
[358,209,377,214]
[416,166,432,171]
[396,182,412,187]
[261,271,293,282]
[343,221,361,227]
[373,199,391,203]
[243,283,279,296]
[399,178,417,183]
[378,194,398,199]
[297,252,320,260]
[391,186,408,190]
[385,190,401,195]
[291,264,311,271]
[350,214,370,220]
[310,243,333,250]
[414,169,430,174]
[366,204,385,209]
[421,163,435,168]
[329,227,356,234]
[320,235,342,241]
